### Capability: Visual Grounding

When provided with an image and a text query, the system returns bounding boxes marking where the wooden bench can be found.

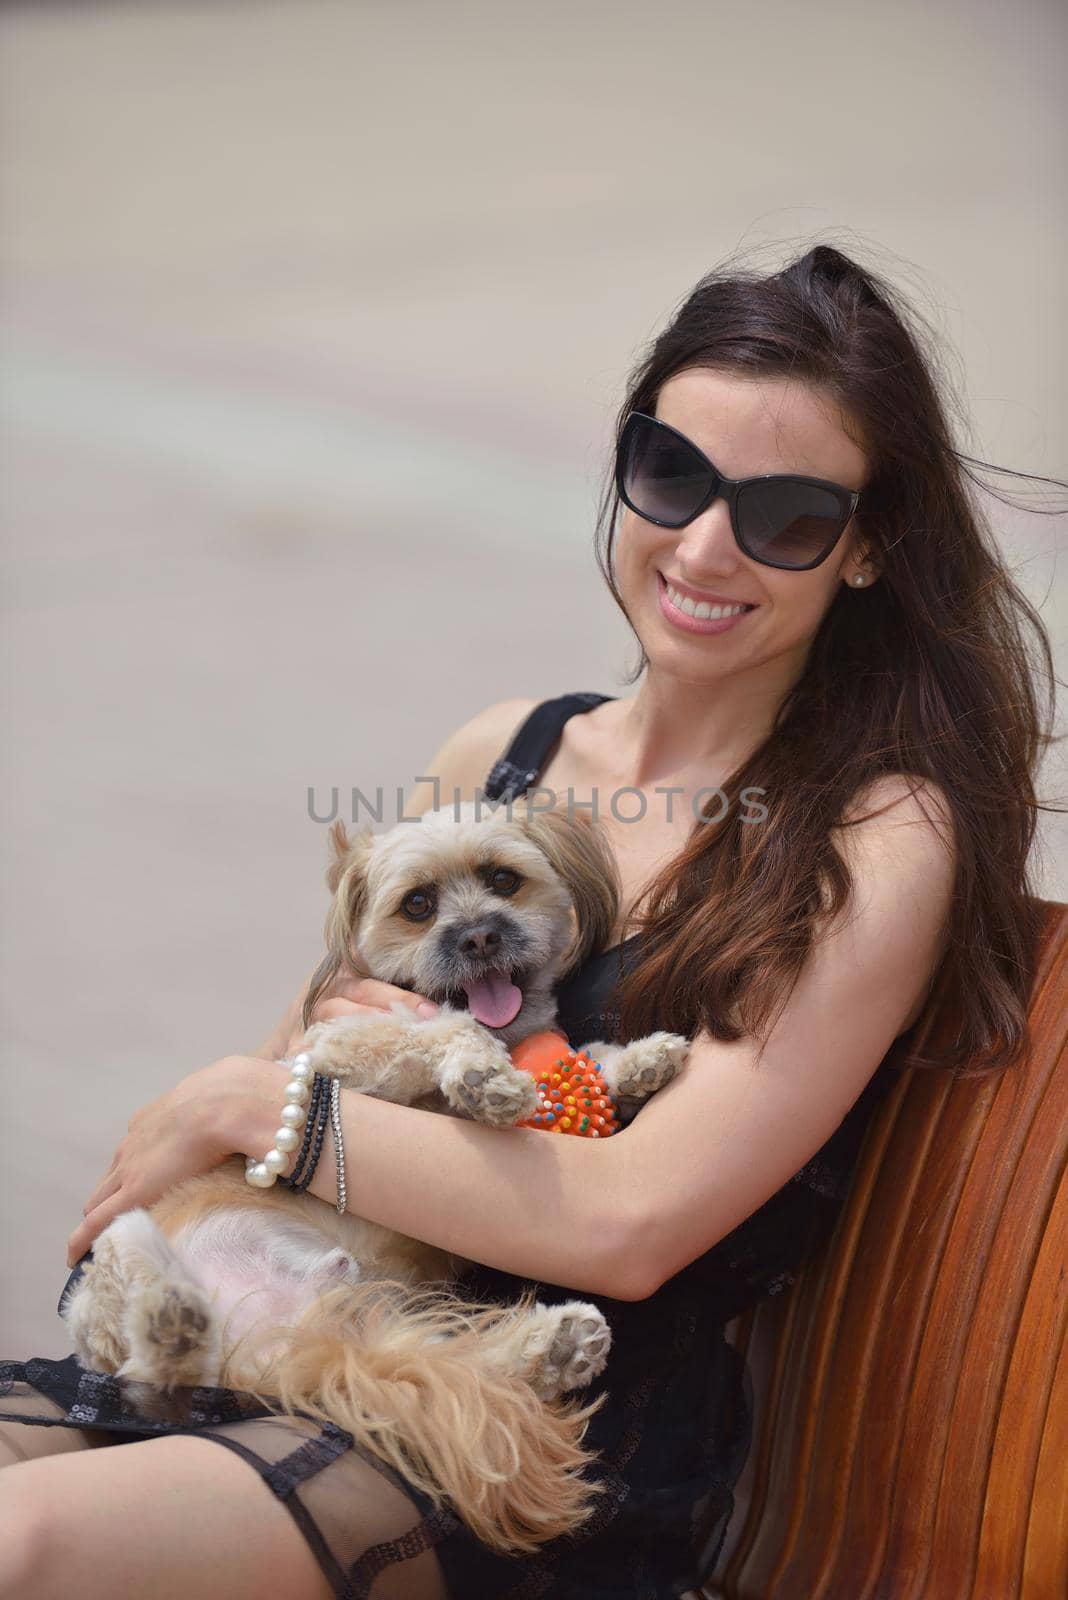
[688,897,1067,1600]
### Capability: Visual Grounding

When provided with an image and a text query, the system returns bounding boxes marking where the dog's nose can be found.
[461,924,501,958]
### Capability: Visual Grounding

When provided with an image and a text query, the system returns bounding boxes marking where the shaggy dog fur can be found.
[63,802,689,1552]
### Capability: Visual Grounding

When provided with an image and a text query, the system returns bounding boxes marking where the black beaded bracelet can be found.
[279,1071,325,1190]
[294,1079,331,1192]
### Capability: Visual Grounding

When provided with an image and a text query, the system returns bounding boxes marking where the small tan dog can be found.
[63,802,689,1552]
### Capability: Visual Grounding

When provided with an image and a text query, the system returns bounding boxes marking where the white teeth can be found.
[665,580,748,620]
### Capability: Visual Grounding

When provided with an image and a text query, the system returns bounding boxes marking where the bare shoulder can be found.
[833,772,957,887]
[404,697,539,818]
[838,772,955,841]
[828,773,957,991]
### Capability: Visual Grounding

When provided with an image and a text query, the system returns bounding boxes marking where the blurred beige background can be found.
[2,0,1065,1352]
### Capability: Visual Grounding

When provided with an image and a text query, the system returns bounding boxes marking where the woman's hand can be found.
[65,1056,249,1268]
[279,976,440,1059]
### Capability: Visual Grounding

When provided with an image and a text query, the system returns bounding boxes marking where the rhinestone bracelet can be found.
[329,1077,347,1215]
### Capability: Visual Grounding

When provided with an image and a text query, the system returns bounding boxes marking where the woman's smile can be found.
[655,569,758,635]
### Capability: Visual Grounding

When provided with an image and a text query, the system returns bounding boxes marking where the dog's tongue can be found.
[464,972,523,1028]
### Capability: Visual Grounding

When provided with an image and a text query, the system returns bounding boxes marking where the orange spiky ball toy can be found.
[509,1030,619,1137]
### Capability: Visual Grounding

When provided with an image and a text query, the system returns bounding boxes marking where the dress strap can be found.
[483,692,615,803]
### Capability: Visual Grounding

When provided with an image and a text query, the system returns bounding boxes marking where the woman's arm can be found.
[608,775,958,1296]
[230,1057,640,1299]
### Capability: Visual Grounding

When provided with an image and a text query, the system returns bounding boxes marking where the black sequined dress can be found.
[0,692,902,1599]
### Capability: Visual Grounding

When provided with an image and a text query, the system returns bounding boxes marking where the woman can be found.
[0,244,1055,1599]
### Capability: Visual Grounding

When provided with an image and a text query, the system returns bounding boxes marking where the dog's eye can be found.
[488,868,521,895]
[401,889,435,921]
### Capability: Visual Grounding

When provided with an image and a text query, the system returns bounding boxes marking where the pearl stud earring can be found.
[853,574,865,586]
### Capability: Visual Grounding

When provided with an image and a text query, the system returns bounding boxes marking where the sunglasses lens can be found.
[618,416,712,526]
[736,481,847,567]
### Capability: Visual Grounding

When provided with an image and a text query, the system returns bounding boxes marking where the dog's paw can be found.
[521,1301,612,1401]
[119,1278,220,1393]
[63,1209,175,1376]
[438,1034,539,1126]
[606,1031,689,1101]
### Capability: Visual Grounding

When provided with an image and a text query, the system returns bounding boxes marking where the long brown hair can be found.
[597,243,1065,1074]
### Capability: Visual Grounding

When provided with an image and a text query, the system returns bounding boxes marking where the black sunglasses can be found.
[616,411,862,572]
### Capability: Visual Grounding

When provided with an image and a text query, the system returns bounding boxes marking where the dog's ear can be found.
[514,806,620,977]
[301,822,377,1033]
[325,819,364,896]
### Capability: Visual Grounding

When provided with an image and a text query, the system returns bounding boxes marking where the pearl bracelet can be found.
[245,1053,348,1215]
[245,1052,319,1189]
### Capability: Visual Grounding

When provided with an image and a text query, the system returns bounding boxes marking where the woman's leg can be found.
[0,1418,119,1467]
[0,1388,125,1465]
[0,1426,452,1600]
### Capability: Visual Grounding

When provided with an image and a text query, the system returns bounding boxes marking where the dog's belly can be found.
[169,1205,359,1361]
[200,1261,328,1355]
